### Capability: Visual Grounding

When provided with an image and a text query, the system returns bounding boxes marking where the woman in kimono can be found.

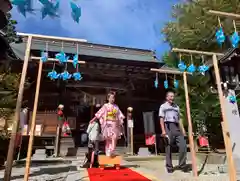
[90,91,125,157]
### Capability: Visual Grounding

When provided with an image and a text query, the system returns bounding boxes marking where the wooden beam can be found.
[150,68,192,75]
[17,32,87,43]
[172,48,224,56]
[208,10,240,19]
[66,82,127,91]
[31,56,86,64]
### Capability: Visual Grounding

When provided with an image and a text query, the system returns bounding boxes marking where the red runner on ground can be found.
[87,167,151,181]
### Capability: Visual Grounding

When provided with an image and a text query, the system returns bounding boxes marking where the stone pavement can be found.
[0,155,236,181]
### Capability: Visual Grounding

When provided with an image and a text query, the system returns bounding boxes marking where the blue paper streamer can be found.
[154,78,158,88]
[60,71,72,81]
[72,54,78,68]
[230,31,240,48]
[41,51,48,62]
[47,70,59,80]
[72,72,82,81]
[55,51,69,64]
[70,2,81,23]
[39,0,60,19]
[174,79,179,89]
[164,80,168,89]
[178,61,187,72]
[198,64,209,75]
[12,0,35,17]
[187,64,196,74]
[215,27,225,45]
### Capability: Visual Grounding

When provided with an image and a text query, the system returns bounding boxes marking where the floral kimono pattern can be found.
[95,103,125,140]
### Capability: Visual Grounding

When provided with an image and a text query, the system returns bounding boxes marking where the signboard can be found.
[142,112,155,134]
[128,119,134,128]
[224,89,240,159]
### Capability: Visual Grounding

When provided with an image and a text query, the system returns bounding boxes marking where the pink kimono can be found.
[95,103,125,156]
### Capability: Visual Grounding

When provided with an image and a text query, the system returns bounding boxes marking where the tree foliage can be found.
[0,12,23,125]
[160,0,240,134]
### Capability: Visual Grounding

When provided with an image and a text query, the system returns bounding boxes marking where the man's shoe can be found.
[167,168,174,173]
[177,165,191,173]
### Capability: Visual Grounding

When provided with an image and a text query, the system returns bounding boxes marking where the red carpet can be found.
[87,167,151,181]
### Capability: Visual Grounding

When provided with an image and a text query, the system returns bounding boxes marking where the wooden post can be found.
[212,54,236,181]
[130,127,133,155]
[24,60,43,181]
[54,125,61,157]
[4,35,32,181]
[183,72,198,177]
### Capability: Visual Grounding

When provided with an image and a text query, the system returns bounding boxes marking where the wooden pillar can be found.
[183,72,198,177]
[24,60,43,181]
[212,54,236,181]
[4,35,32,181]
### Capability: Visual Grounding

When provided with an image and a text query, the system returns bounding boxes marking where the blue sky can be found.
[11,0,179,58]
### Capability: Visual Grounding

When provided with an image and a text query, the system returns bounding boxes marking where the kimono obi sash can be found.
[106,109,117,121]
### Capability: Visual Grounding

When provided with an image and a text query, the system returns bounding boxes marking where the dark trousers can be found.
[165,122,187,170]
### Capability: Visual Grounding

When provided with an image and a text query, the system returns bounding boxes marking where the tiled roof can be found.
[10,38,158,63]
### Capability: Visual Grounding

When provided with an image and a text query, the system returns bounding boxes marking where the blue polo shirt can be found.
[159,102,180,123]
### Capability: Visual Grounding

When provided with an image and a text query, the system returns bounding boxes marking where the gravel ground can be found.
[0,158,86,181]
[124,159,233,181]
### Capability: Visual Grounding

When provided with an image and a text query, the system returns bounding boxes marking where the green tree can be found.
[160,0,240,138]
[0,12,26,129]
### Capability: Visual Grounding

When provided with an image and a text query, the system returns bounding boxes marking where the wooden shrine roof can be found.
[10,36,158,63]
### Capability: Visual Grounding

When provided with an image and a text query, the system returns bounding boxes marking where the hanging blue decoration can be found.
[41,51,48,62]
[228,95,237,104]
[55,51,69,64]
[70,1,81,23]
[154,73,158,88]
[72,54,78,68]
[187,64,196,74]
[174,79,179,89]
[47,70,59,80]
[72,72,82,81]
[60,71,72,81]
[178,61,187,72]
[198,64,209,75]
[215,27,225,45]
[164,80,168,89]
[230,31,240,48]
[39,0,60,19]
[12,0,35,17]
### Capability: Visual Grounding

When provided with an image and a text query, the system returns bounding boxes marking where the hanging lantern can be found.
[154,73,158,88]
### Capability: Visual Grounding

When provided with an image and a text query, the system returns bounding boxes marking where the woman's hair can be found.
[107,91,116,99]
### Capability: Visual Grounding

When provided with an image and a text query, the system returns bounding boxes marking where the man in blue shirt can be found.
[159,90,187,173]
